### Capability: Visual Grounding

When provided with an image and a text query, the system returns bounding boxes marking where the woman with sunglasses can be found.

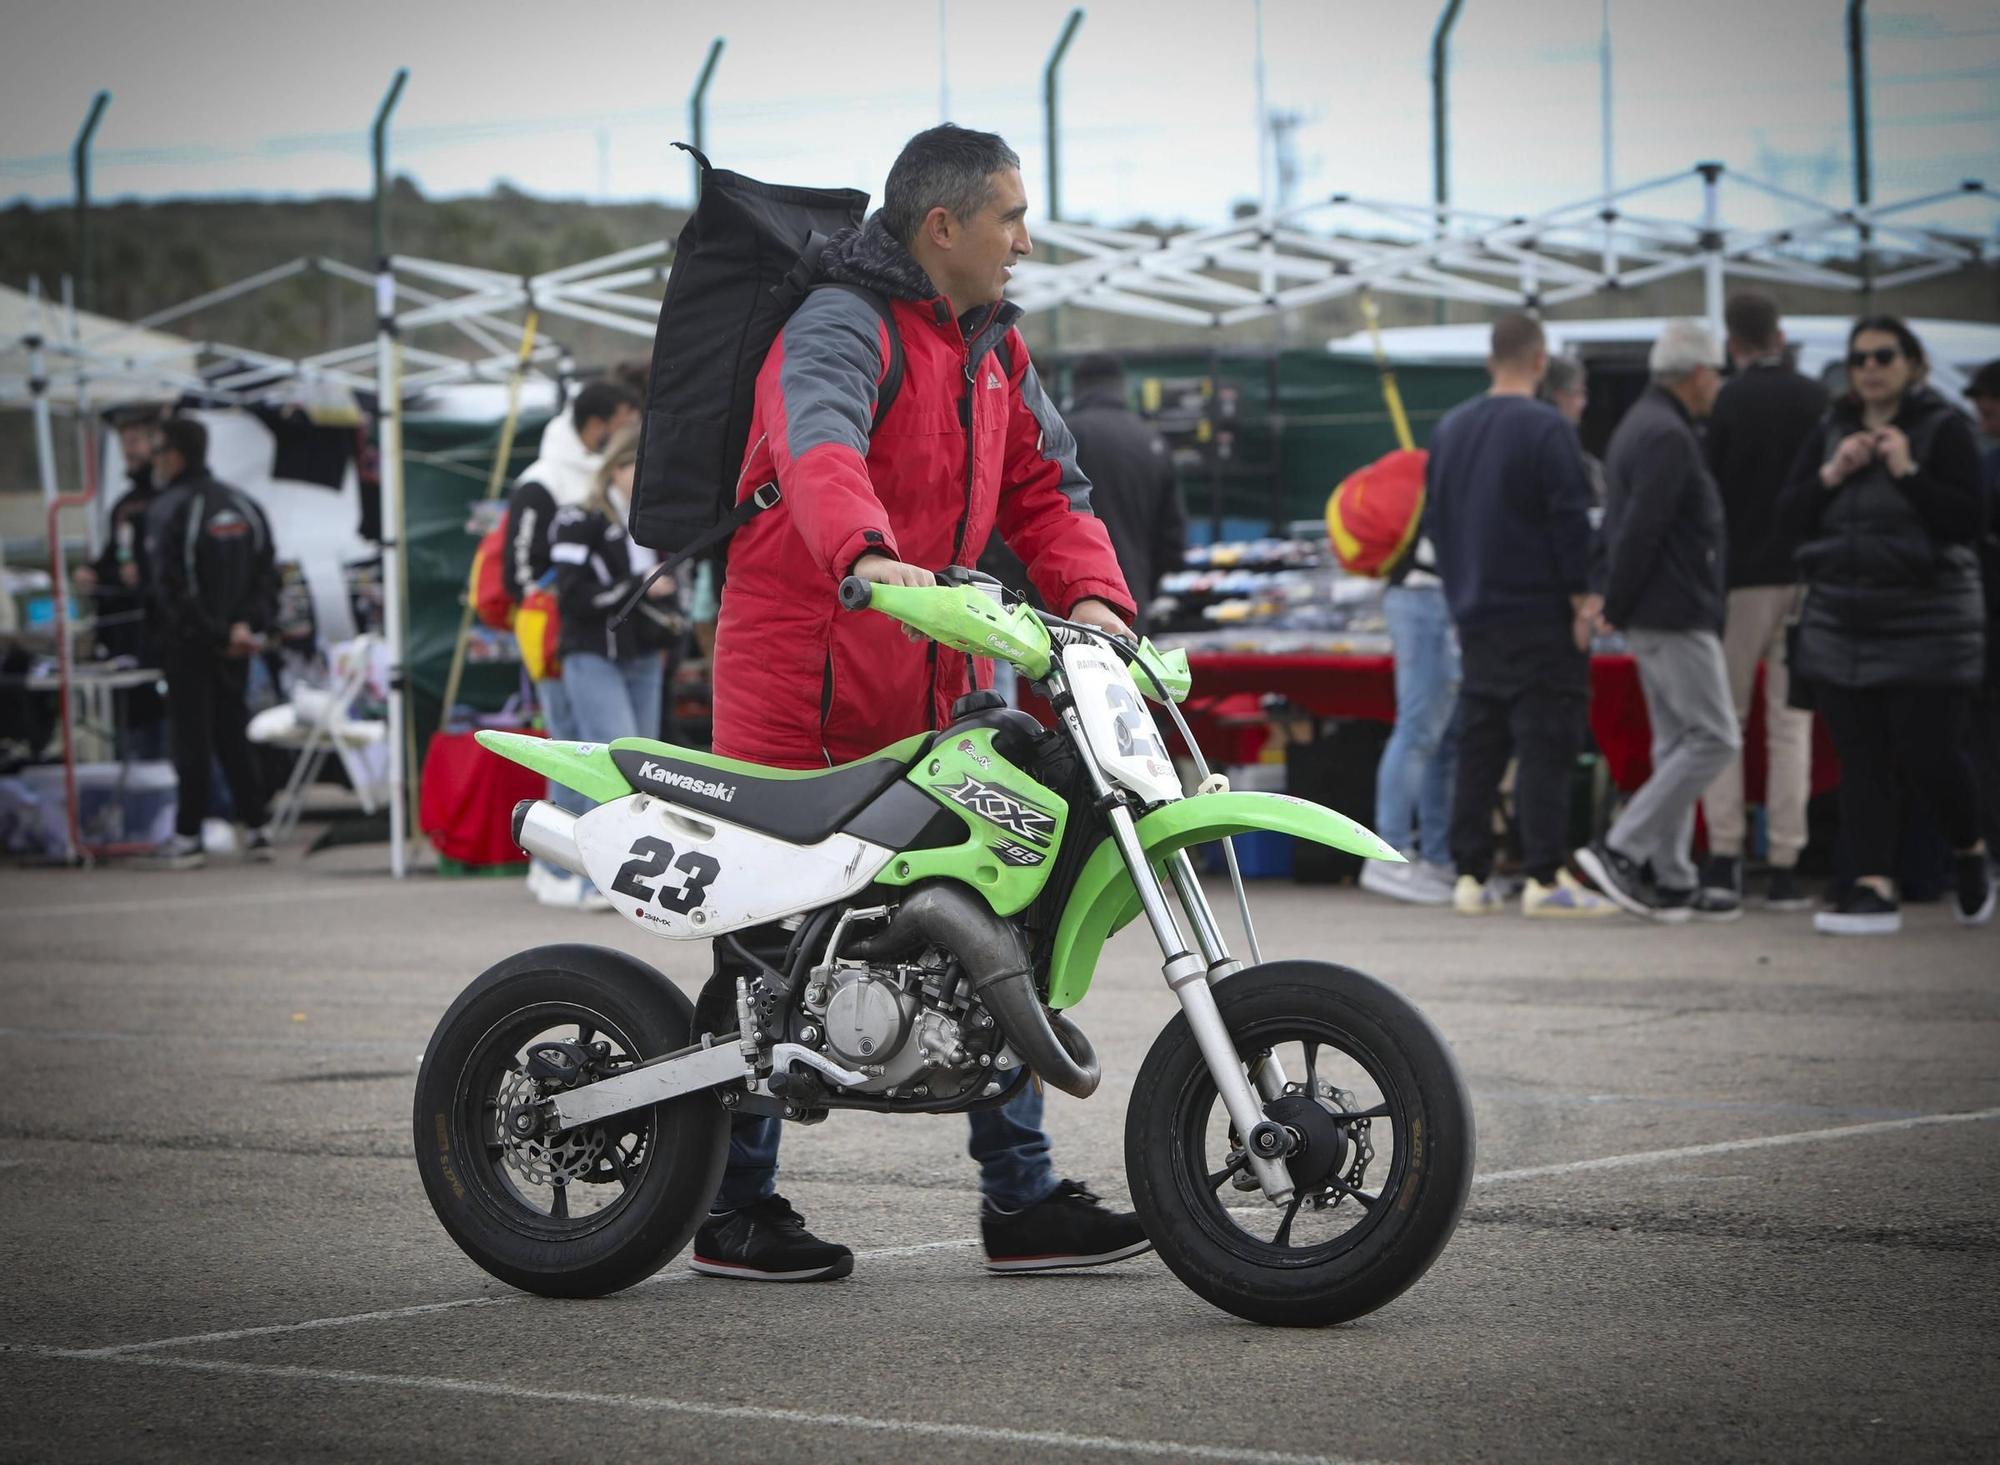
[1777,316,1992,934]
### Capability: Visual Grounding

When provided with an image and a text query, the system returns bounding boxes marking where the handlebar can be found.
[837,575,874,611]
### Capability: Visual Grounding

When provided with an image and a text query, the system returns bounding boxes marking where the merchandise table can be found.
[1167,652,1839,799]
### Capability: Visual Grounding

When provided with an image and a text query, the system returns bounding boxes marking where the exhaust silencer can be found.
[856,882,1101,1099]
[510,799,585,877]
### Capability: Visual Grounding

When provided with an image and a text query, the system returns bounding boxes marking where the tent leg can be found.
[376,262,409,879]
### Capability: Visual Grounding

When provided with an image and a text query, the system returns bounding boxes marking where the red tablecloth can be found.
[1161,652,1838,798]
[419,728,546,866]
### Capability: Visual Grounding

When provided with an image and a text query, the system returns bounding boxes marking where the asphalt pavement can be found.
[2,839,1995,1464]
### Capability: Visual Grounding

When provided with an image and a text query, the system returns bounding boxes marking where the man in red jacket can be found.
[695,124,1149,1283]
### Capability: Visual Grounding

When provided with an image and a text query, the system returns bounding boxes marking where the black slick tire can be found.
[413,943,729,1298]
[1125,960,1474,1327]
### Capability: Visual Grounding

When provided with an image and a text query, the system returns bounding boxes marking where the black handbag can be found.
[1782,597,1815,713]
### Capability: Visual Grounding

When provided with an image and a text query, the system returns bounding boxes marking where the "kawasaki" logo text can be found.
[637,761,738,803]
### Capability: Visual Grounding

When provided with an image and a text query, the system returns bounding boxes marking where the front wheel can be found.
[1126,961,1473,1327]
[413,943,729,1298]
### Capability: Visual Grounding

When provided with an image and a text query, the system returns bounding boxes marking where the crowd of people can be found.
[1361,298,1998,937]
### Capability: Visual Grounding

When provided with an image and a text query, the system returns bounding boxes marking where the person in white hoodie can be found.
[501,380,640,908]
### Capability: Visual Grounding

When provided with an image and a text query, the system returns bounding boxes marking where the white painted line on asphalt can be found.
[63,1237,982,1357]
[1471,1106,2000,1186]
[4,882,442,921]
[64,1297,522,1358]
[1,1345,1375,1465]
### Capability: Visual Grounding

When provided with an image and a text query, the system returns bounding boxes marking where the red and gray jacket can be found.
[711,215,1133,769]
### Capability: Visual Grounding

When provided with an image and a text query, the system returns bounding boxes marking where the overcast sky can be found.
[3,0,1996,239]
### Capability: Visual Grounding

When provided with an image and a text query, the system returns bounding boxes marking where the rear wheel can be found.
[413,943,729,1297]
[1126,961,1473,1327]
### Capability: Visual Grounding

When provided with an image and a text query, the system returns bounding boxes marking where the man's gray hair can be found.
[881,125,1021,246]
[1649,319,1723,383]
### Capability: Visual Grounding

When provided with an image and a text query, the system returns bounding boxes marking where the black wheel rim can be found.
[1170,1012,1414,1268]
[453,1000,658,1241]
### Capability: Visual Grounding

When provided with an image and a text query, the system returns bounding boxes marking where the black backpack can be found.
[627,145,906,563]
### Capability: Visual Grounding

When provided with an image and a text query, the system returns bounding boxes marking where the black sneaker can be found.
[1701,854,1742,900]
[1578,841,1683,922]
[1954,852,1995,927]
[689,1194,853,1282]
[982,1180,1152,1274]
[1765,866,1811,912]
[1647,886,1700,925]
[1814,885,1902,936]
[1688,886,1743,922]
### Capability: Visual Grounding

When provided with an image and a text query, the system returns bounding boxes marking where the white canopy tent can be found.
[1010,164,1996,337]
[7,162,1991,872]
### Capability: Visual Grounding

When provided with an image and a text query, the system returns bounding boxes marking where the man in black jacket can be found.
[1696,293,1828,909]
[143,417,279,870]
[1064,355,1184,634]
[1576,321,1742,921]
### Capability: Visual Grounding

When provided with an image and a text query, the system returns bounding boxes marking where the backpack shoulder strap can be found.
[808,282,905,430]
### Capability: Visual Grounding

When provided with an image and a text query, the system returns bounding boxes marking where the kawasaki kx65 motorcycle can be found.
[414,569,1473,1327]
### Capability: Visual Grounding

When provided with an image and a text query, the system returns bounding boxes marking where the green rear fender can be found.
[474,730,631,806]
[1044,792,1404,1010]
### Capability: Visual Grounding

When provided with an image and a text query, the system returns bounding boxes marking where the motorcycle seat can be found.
[607,733,931,846]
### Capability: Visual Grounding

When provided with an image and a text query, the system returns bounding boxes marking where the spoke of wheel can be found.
[549,1182,569,1220]
[606,1146,631,1188]
[1326,1176,1381,1209]
[485,1140,506,1159]
[1207,1154,1248,1191]
[1338,1103,1391,1122]
[1302,1040,1320,1092]
[577,1022,594,1047]
[1271,1192,1307,1248]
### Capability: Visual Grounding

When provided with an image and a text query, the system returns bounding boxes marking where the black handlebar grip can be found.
[838,575,874,610]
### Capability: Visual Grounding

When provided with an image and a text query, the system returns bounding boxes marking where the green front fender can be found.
[1044,792,1404,1011]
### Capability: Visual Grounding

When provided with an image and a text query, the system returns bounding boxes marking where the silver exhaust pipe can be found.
[856,882,1101,1099]
[511,800,584,877]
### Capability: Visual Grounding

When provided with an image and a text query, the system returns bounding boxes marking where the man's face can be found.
[937,167,1032,310]
[119,425,153,469]
[1690,363,1722,417]
[1552,384,1587,427]
[1971,394,2000,441]
[150,436,183,482]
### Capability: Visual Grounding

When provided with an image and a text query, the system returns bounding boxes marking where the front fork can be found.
[1054,697,1296,1204]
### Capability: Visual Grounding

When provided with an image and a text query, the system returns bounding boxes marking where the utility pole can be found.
[1043,8,1084,224]
[690,38,724,200]
[73,92,110,317]
[1846,0,1873,300]
[372,69,408,264]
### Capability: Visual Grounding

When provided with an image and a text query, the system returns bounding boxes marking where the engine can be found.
[796,948,1014,1102]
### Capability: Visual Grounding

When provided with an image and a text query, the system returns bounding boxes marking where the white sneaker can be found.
[527,862,586,908]
[1361,858,1454,906]
[1453,875,1503,915]
[1358,860,1413,901]
[201,817,239,857]
[1407,861,1459,904]
[1522,869,1618,919]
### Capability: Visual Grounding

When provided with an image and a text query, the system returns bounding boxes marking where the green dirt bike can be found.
[413,567,1473,1326]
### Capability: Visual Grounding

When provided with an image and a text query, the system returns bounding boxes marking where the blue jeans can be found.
[531,676,593,887]
[561,651,663,746]
[1377,583,1462,867]
[714,1077,1058,1214]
